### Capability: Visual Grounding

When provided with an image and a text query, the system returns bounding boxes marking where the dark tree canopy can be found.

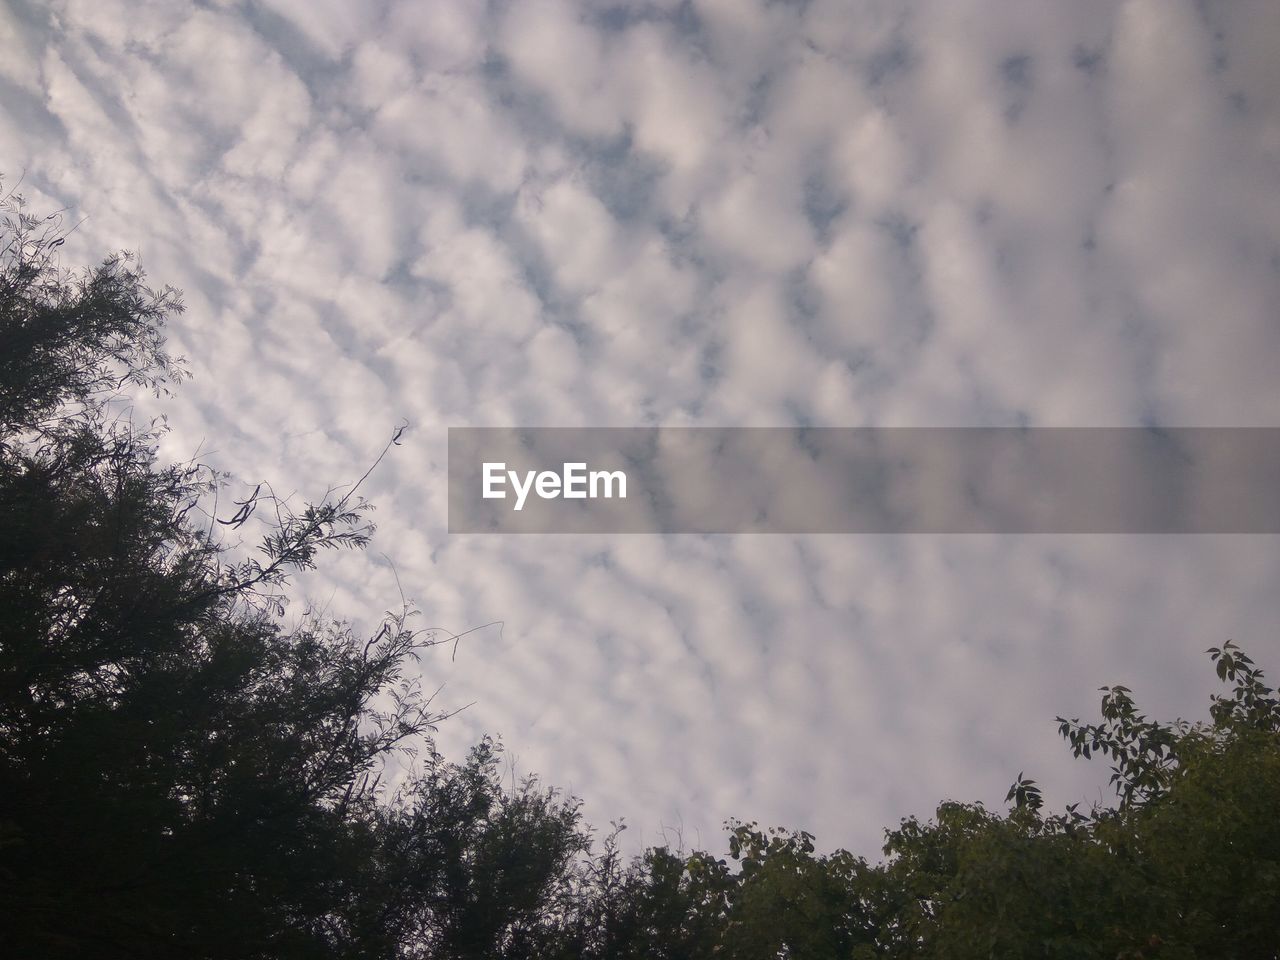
[562,651,1280,960]
[0,184,593,959]
[0,190,184,434]
[1,181,1277,959]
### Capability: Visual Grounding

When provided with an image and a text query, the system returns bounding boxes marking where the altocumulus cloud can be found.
[2,0,1279,855]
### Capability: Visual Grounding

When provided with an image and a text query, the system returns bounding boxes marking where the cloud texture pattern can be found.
[3,0,1278,854]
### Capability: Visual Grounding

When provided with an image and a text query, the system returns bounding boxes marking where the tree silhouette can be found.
[0,182,593,959]
[3,179,1276,958]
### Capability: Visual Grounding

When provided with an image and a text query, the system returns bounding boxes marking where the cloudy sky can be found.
[4,0,1279,856]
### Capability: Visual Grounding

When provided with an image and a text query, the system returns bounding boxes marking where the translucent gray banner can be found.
[448,428,1280,534]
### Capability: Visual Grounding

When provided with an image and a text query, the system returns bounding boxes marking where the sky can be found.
[3,0,1279,857]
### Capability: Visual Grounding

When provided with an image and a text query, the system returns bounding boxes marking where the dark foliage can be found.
[0,183,592,959]
[2,181,1276,958]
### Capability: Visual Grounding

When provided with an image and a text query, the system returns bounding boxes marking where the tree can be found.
[550,645,1280,960]
[862,644,1280,958]
[3,178,1277,958]
[0,185,184,435]
[0,182,598,959]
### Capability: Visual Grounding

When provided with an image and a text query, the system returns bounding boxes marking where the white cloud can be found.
[6,0,1280,859]
[501,0,622,138]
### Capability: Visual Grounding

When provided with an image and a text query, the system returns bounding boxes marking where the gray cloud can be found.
[4,0,1279,856]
